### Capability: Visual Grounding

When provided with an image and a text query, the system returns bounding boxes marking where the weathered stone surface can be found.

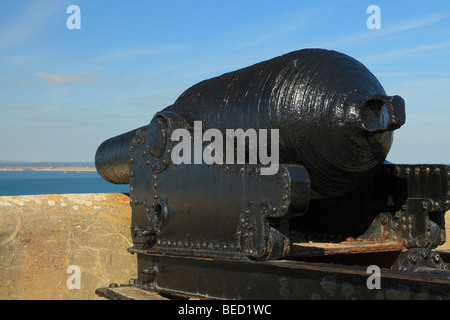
[0,193,135,300]
[438,210,450,251]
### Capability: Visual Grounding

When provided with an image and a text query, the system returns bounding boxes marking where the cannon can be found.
[95,49,450,300]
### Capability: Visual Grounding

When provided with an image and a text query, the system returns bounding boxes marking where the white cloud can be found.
[35,72,102,84]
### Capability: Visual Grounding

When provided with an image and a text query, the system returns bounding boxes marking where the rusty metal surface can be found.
[0,193,136,300]
[288,241,405,257]
[95,284,169,300]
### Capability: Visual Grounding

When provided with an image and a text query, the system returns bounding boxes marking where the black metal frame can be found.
[99,112,450,300]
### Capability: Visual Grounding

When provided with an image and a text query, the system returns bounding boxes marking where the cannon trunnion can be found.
[95,49,450,300]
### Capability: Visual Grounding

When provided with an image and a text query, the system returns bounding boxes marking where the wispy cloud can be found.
[35,72,103,84]
[0,0,69,52]
[316,13,447,49]
[123,76,137,82]
[361,41,450,64]
[93,44,188,62]
[0,99,32,110]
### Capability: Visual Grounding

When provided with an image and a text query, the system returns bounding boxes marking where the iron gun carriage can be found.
[95,49,450,300]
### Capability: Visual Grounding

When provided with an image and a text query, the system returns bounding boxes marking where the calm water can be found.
[0,171,129,196]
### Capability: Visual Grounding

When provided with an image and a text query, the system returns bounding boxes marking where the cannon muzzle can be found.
[95,126,146,184]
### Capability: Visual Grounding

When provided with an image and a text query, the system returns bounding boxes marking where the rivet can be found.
[420,249,428,259]
[433,254,441,263]
[424,167,430,174]
[434,168,441,174]
[414,167,420,175]
[404,167,411,175]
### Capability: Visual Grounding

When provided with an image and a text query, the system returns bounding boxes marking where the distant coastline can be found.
[0,162,96,172]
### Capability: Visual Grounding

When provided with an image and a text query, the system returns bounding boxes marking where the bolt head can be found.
[409,254,418,264]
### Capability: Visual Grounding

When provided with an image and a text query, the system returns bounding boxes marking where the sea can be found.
[0,171,129,196]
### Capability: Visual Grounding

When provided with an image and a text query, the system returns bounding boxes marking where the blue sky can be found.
[0,0,449,164]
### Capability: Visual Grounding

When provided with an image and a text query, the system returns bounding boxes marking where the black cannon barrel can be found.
[95,126,146,184]
[96,49,406,199]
